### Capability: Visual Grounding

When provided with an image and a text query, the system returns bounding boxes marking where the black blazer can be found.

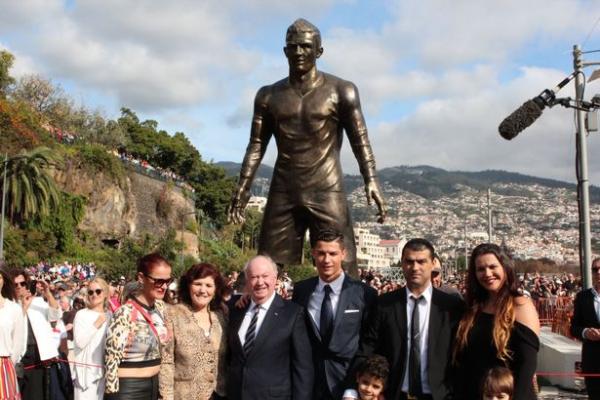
[226,294,314,400]
[570,288,600,373]
[356,287,464,400]
[292,275,377,399]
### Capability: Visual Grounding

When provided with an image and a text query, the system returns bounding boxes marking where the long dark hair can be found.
[179,263,225,311]
[454,243,520,362]
[0,267,16,301]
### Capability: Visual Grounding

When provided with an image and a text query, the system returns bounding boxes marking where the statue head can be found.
[286,18,322,49]
[284,18,323,74]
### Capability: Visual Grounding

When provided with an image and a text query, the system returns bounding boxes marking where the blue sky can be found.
[1,0,600,183]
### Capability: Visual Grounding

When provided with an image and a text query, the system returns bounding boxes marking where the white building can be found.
[246,196,267,213]
[354,228,400,269]
[379,239,406,265]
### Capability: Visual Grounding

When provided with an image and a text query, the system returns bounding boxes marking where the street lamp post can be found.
[0,154,7,261]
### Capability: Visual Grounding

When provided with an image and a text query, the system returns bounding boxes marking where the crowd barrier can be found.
[534,296,574,339]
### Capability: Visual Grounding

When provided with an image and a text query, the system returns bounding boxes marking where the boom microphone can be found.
[498,73,576,140]
[498,97,545,140]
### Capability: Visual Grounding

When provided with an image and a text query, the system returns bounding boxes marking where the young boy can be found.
[482,366,514,400]
[355,355,389,400]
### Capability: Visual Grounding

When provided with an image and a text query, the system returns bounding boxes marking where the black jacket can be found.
[356,287,464,400]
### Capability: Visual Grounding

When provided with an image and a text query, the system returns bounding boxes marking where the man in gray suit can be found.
[292,229,377,399]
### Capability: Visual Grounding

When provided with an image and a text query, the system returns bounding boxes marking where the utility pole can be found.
[574,45,593,289]
[487,188,493,243]
[0,154,7,262]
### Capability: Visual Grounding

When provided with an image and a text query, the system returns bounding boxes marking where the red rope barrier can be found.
[536,371,600,378]
[23,358,103,370]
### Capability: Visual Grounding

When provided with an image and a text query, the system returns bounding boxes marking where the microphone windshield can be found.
[498,99,544,140]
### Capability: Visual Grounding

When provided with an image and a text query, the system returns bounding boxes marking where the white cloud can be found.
[339,66,600,184]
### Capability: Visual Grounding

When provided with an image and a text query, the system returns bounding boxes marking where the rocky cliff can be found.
[51,163,199,257]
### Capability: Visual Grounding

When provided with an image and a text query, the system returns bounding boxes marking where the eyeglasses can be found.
[592,268,600,274]
[87,289,103,296]
[15,281,27,288]
[144,274,174,288]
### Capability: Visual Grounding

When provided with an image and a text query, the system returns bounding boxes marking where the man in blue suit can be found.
[292,229,378,399]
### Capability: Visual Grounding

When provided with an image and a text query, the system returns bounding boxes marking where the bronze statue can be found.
[228,18,386,270]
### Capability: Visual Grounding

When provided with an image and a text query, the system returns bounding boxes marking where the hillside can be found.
[217,162,600,202]
[218,162,600,262]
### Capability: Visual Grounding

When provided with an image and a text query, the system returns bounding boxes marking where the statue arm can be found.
[228,86,273,224]
[340,82,387,223]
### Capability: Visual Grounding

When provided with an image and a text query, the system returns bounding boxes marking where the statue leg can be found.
[304,191,358,277]
[258,191,307,266]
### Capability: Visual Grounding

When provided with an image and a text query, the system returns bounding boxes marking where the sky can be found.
[2,0,600,184]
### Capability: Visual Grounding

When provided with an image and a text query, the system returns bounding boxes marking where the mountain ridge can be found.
[216,162,600,202]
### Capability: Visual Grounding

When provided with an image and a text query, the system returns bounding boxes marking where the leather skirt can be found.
[105,375,159,400]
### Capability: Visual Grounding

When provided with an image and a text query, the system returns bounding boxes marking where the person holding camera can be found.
[12,269,69,400]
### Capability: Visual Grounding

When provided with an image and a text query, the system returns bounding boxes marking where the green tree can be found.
[1,147,62,224]
[0,50,15,96]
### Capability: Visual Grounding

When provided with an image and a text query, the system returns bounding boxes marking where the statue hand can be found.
[365,180,387,224]
[227,187,250,225]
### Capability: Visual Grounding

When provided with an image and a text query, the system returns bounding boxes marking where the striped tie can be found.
[243,306,260,355]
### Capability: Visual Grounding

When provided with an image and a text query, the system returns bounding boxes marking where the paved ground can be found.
[539,386,588,399]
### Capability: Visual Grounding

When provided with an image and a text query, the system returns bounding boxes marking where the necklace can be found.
[192,308,212,339]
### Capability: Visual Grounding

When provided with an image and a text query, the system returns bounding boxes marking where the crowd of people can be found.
[113,150,195,193]
[0,231,597,400]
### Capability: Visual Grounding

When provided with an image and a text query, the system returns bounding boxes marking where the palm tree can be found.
[1,147,61,224]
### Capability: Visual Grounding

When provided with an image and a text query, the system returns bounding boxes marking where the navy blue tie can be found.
[320,285,334,344]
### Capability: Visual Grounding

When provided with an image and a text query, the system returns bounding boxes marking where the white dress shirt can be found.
[401,284,433,395]
[307,272,345,331]
[238,292,277,346]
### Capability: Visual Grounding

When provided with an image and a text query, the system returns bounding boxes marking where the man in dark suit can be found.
[227,255,313,400]
[292,229,377,399]
[570,257,600,399]
[346,238,464,400]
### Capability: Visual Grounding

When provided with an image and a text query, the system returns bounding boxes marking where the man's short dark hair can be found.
[401,238,435,260]
[311,228,344,249]
[356,354,389,384]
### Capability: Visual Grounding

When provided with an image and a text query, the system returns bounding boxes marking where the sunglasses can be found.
[144,274,174,288]
[15,281,27,288]
[592,268,600,274]
[87,289,103,296]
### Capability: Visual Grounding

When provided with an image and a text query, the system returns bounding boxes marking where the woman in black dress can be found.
[453,243,540,400]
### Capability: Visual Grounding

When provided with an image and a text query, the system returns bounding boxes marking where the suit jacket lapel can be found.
[230,303,248,355]
[427,289,443,370]
[249,294,284,356]
[394,287,408,375]
[301,278,322,341]
[331,275,352,338]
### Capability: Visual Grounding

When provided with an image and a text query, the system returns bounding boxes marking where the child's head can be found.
[355,355,389,400]
[482,366,514,400]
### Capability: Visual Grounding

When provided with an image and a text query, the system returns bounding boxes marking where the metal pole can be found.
[574,44,593,289]
[464,224,468,271]
[487,188,493,243]
[0,154,7,261]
